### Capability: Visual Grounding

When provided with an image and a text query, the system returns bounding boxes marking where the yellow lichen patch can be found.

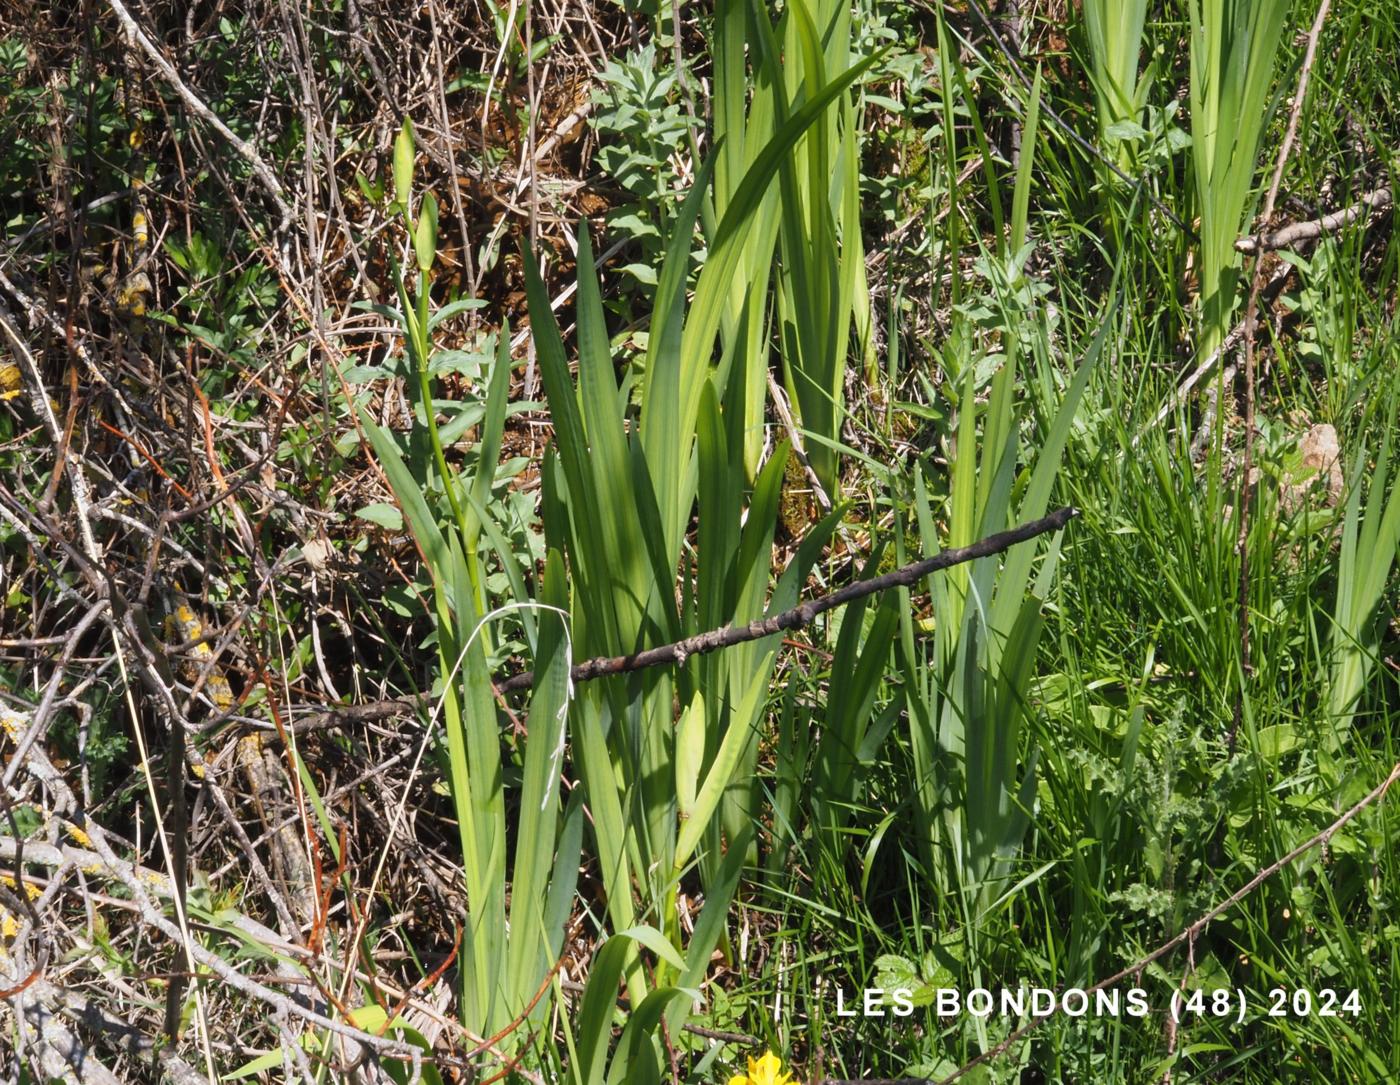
[114,270,151,319]
[0,707,27,740]
[1,909,18,939]
[0,876,41,902]
[0,361,21,401]
[65,824,93,848]
[132,209,149,253]
[164,604,235,710]
[165,605,206,653]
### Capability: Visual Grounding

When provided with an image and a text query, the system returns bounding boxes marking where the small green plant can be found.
[766,0,875,498]
[524,52,875,1077]
[1323,403,1400,753]
[590,44,691,299]
[163,231,278,396]
[885,70,1109,986]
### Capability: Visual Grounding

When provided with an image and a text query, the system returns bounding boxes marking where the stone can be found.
[1281,422,1343,514]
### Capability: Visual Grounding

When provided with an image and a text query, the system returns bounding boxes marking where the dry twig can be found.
[498,507,1078,692]
[1235,185,1392,254]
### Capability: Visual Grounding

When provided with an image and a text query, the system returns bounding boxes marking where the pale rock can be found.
[1282,423,1343,514]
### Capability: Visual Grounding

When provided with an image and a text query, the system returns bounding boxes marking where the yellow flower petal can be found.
[747,1052,790,1085]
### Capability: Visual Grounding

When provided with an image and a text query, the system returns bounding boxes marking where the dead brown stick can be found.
[1236,185,1392,254]
[279,509,1078,715]
[498,506,1079,694]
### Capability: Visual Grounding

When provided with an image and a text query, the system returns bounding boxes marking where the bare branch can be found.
[499,507,1079,693]
[1236,186,1392,254]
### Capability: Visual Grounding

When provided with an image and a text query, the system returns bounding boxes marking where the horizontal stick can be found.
[1236,186,1392,254]
[498,507,1079,693]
